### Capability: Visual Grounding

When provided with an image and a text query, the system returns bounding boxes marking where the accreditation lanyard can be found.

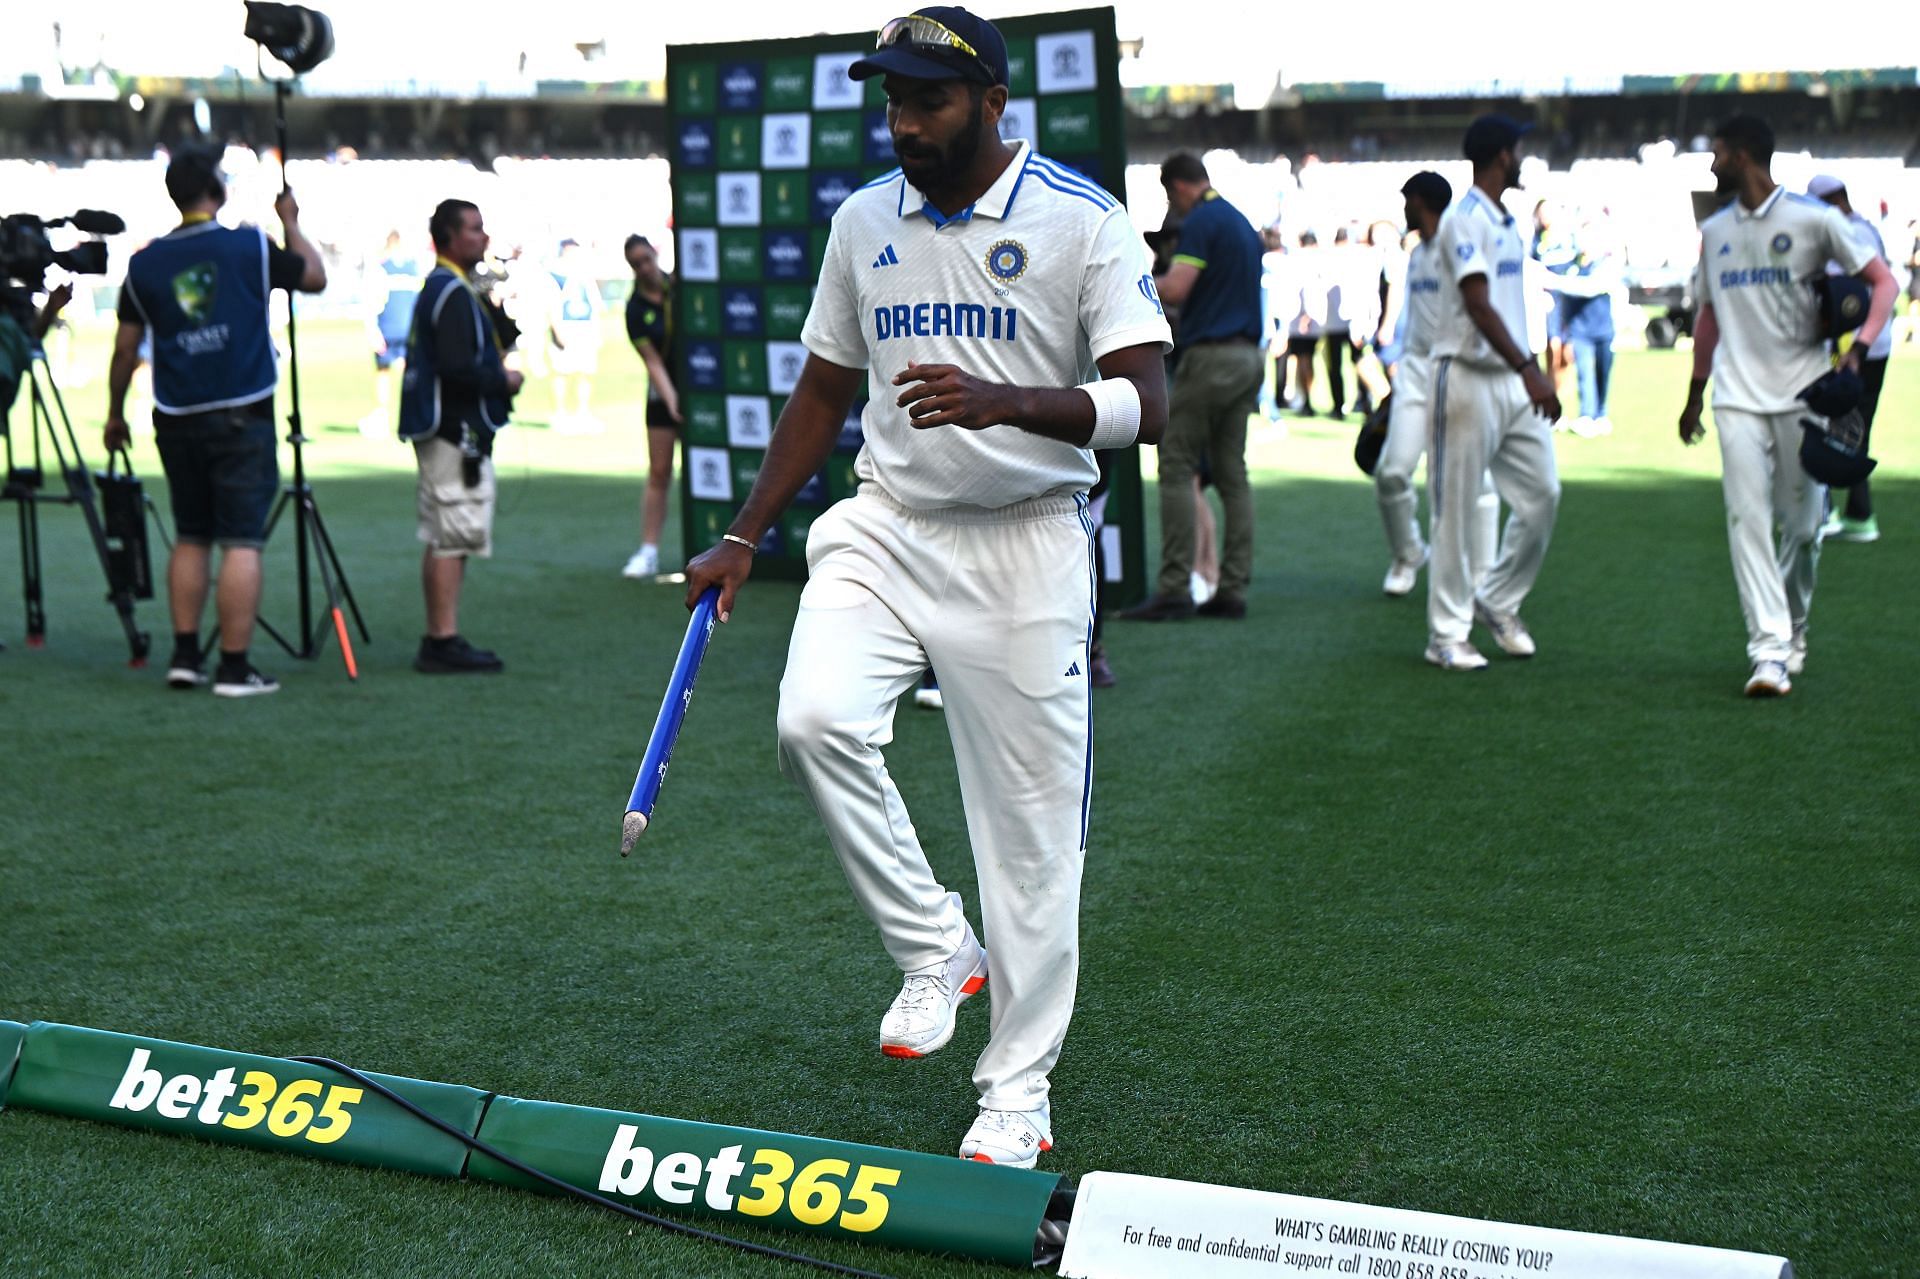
[436,255,506,356]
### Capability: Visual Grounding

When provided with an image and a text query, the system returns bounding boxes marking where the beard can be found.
[895,104,986,190]
[1714,165,1738,196]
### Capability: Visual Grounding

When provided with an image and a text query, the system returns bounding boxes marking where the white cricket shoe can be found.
[1589,416,1613,436]
[1383,545,1428,597]
[1744,660,1792,698]
[1473,600,1537,658]
[622,545,659,579]
[1788,628,1808,677]
[880,931,987,1059]
[1424,639,1489,671]
[960,1104,1052,1168]
[1817,511,1844,539]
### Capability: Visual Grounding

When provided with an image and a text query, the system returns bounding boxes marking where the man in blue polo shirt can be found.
[106,145,327,696]
[1120,151,1265,620]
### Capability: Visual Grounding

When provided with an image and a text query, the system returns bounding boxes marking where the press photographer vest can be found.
[398,262,509,445]
[123,221,277,416]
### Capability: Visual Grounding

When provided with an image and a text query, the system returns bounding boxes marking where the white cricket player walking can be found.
[1423,116,1563,670]
[1678,115,1897,696]
[1374,171,1499,598]
[683,6,1171,1169]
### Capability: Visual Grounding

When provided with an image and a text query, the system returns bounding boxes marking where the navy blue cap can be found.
[1800,412,1877,487]
[1798,367,1864,417]
[1810,273,1871,341]
[1463,114,1532,164]
[849,8,1009,87]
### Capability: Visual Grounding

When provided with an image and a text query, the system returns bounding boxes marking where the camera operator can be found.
[398,198,521,674]
[105,146,326,697]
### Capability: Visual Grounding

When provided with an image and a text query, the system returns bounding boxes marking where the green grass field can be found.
[3,319,1917,1277]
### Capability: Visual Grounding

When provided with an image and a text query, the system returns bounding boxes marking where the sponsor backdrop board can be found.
[667,8,1147,607]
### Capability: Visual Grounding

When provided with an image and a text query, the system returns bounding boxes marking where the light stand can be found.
[252,73,368,678]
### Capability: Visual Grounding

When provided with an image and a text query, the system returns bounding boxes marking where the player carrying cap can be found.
[1676,116,1897,697]
[682,5,1172,1169]
[1423,114,1563,672]
[1807,172,1894,546]
[1372,171,1499,599]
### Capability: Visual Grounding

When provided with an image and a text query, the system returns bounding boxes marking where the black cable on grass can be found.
[290,1057,897,1279]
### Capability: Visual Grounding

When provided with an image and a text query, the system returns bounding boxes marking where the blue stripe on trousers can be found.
[1075,492,1096,851]
[1432,357,1452,519]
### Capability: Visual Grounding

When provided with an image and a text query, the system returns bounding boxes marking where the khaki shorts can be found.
[416,436,495,558]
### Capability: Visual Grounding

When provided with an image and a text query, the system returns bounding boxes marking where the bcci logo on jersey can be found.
[986,240,1028,283]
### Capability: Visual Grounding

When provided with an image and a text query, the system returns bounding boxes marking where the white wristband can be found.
[1079,377,1141,450]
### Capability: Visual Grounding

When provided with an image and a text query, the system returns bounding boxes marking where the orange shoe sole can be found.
[970,1140,1052,1164]
[879,973,986,1058]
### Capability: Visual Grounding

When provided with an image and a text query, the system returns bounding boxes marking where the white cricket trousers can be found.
[777,485,1095,1113]
[1427,358,1560,643]
[1377,352,1499,571]
[1712,407,1823,663]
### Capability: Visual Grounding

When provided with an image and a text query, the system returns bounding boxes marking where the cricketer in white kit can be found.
[1423,116,1563,670]
[683,5,1171,1170]
[1678,115,1896,697]
[1374,171,1500,598]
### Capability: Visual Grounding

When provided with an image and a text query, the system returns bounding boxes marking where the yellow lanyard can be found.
[436,255,505,356]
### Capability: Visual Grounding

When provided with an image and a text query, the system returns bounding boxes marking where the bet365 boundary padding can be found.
[4,1020,1066,1266]
[6,1022,490,1177]
[469,1094,1063,1266]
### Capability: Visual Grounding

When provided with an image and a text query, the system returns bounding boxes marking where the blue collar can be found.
[900,140,1032,226]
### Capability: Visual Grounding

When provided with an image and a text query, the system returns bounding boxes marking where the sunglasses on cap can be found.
[876,13,993,82]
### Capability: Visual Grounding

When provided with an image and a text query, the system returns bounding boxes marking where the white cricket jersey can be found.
[801,139,1172,511]
[1428,185,1531,368]
[1695,187,1874,414]
[1400,240,1445,358]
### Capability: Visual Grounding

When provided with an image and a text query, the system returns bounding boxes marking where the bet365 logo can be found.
[109,1048,364,1144]
[600,1125,902,1232]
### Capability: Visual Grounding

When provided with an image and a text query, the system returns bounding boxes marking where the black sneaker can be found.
[1116,594,1195,622]
[415,634,505,674]
[212,665,281,698]
[1196,595,1247,619]
[167,659,210,690]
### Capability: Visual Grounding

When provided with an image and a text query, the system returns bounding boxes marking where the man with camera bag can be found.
[399,198,521,674]
[106,146,326,697]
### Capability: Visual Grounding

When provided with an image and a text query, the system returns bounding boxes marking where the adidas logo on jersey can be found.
[1064,661,1082,678]
[872,244,900,269]
[1718,243,1732,256]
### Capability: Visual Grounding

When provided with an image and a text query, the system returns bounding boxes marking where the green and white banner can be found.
[6,1023,489,1178]
[3,1020,1064,1265]
[472,1095,1062,1265]
[667,7,1148,606]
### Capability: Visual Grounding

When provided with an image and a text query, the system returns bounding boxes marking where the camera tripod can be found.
[253,76,367,678]
[2,342,164,664]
